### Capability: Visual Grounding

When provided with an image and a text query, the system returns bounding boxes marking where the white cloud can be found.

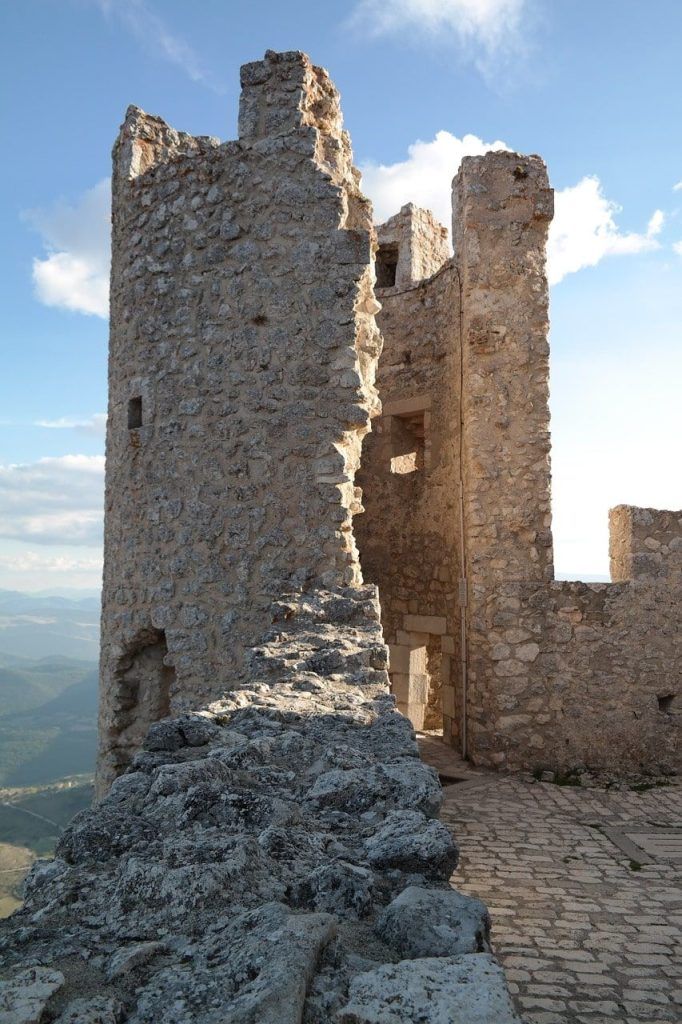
[25,179,111,318]
[548,178,662,284]
[673,181,682,192]
[360,130,508,229]
[92,0,221,91]
[0,547,103,591]
[348,0,527,56]
[35,414,107,437]
[361,133,664,285]
[673,241,682,256]
[0,455,104,547]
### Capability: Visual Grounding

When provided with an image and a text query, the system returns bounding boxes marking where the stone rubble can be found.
[0,587,521,1022]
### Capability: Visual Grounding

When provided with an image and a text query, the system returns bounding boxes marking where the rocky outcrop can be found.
[0,587,519,1022]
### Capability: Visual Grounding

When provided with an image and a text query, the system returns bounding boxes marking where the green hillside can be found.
[0,659,98,786]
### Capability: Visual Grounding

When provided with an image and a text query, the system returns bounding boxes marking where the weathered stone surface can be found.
[0,587,512,1022]
[97,47,381,795]
[337,954,521,1023]
[376,884,490,957]
[357,140,680,774]
[55,997,121,1023]
[0,967,64,1023]
[364,810,458,878]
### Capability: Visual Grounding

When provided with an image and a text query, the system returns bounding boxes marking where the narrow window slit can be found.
[128,396,143,429]
[376,243,399,288]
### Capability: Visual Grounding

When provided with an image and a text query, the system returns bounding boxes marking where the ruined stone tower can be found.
[98,50,382,792]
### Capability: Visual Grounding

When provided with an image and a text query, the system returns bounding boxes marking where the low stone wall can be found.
[610,505,682,583]
[468,578,681,774]
[0,588,520,1023]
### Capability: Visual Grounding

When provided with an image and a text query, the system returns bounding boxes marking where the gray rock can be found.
[306,761,440,817]
[106,940,165,980]
[0,967,64,1024]
[54,996,121,1023]
[376,885,490,957]
[364,811,459,879]
[129,902,336,1024]
[336,954,522,1023]
[56,808,155,864]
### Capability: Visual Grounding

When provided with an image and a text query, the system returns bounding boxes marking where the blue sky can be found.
[0,0,681,590]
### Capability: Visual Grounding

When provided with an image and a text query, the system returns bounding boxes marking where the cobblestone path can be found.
[420,737,682,1023]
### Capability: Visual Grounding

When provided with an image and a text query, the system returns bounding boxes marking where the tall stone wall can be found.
[99,50,382,792]
[451,154,680,774]
[453,152,555,589]
[358,150,679,776]
[355,210,462,738]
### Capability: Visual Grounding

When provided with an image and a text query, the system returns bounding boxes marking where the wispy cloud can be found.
[360,130,508,227]
[347,0,530,72]
[0,549,103,590]
[549,177,662,284]
[673,181,682,192]
[674,241,682,256]
[35,414,107,437]
[359,132,664,284]
[24,179,111,318]
[92,0,223,92]
[0,455,104,547]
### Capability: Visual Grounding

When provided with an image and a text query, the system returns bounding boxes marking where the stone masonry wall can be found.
[358,150,679,777]
[452,154,680,774]
[355,214,462,738]
[610,505,682,583]
[374,204,450,288]
[467,578,681,772]
[98,50,382,793]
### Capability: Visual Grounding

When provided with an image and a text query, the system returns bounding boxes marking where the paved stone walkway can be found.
[419,737,682,1024]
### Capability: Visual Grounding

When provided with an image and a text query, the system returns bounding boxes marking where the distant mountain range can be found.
[0,589,100,661]
[0,590,100,786]
[0,656,98,786]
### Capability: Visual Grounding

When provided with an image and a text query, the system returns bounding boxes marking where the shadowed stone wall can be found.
[355,210,462,739]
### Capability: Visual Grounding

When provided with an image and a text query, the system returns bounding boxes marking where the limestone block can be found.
[376,885,491,957]
[442,685,456,719]
[0,967,64,1024]
[388,644,410,674]
[404,614,448,635]
[337,954,521,1023]
[390,673,410,702]
[441,634,455,655]
[405,701,426,731]
[408,673,429,705]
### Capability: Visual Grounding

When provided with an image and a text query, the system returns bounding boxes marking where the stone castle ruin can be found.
[1,48,679,1023]
[97,50,680,789]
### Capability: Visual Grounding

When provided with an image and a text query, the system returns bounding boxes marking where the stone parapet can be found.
[609,504,682,582]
